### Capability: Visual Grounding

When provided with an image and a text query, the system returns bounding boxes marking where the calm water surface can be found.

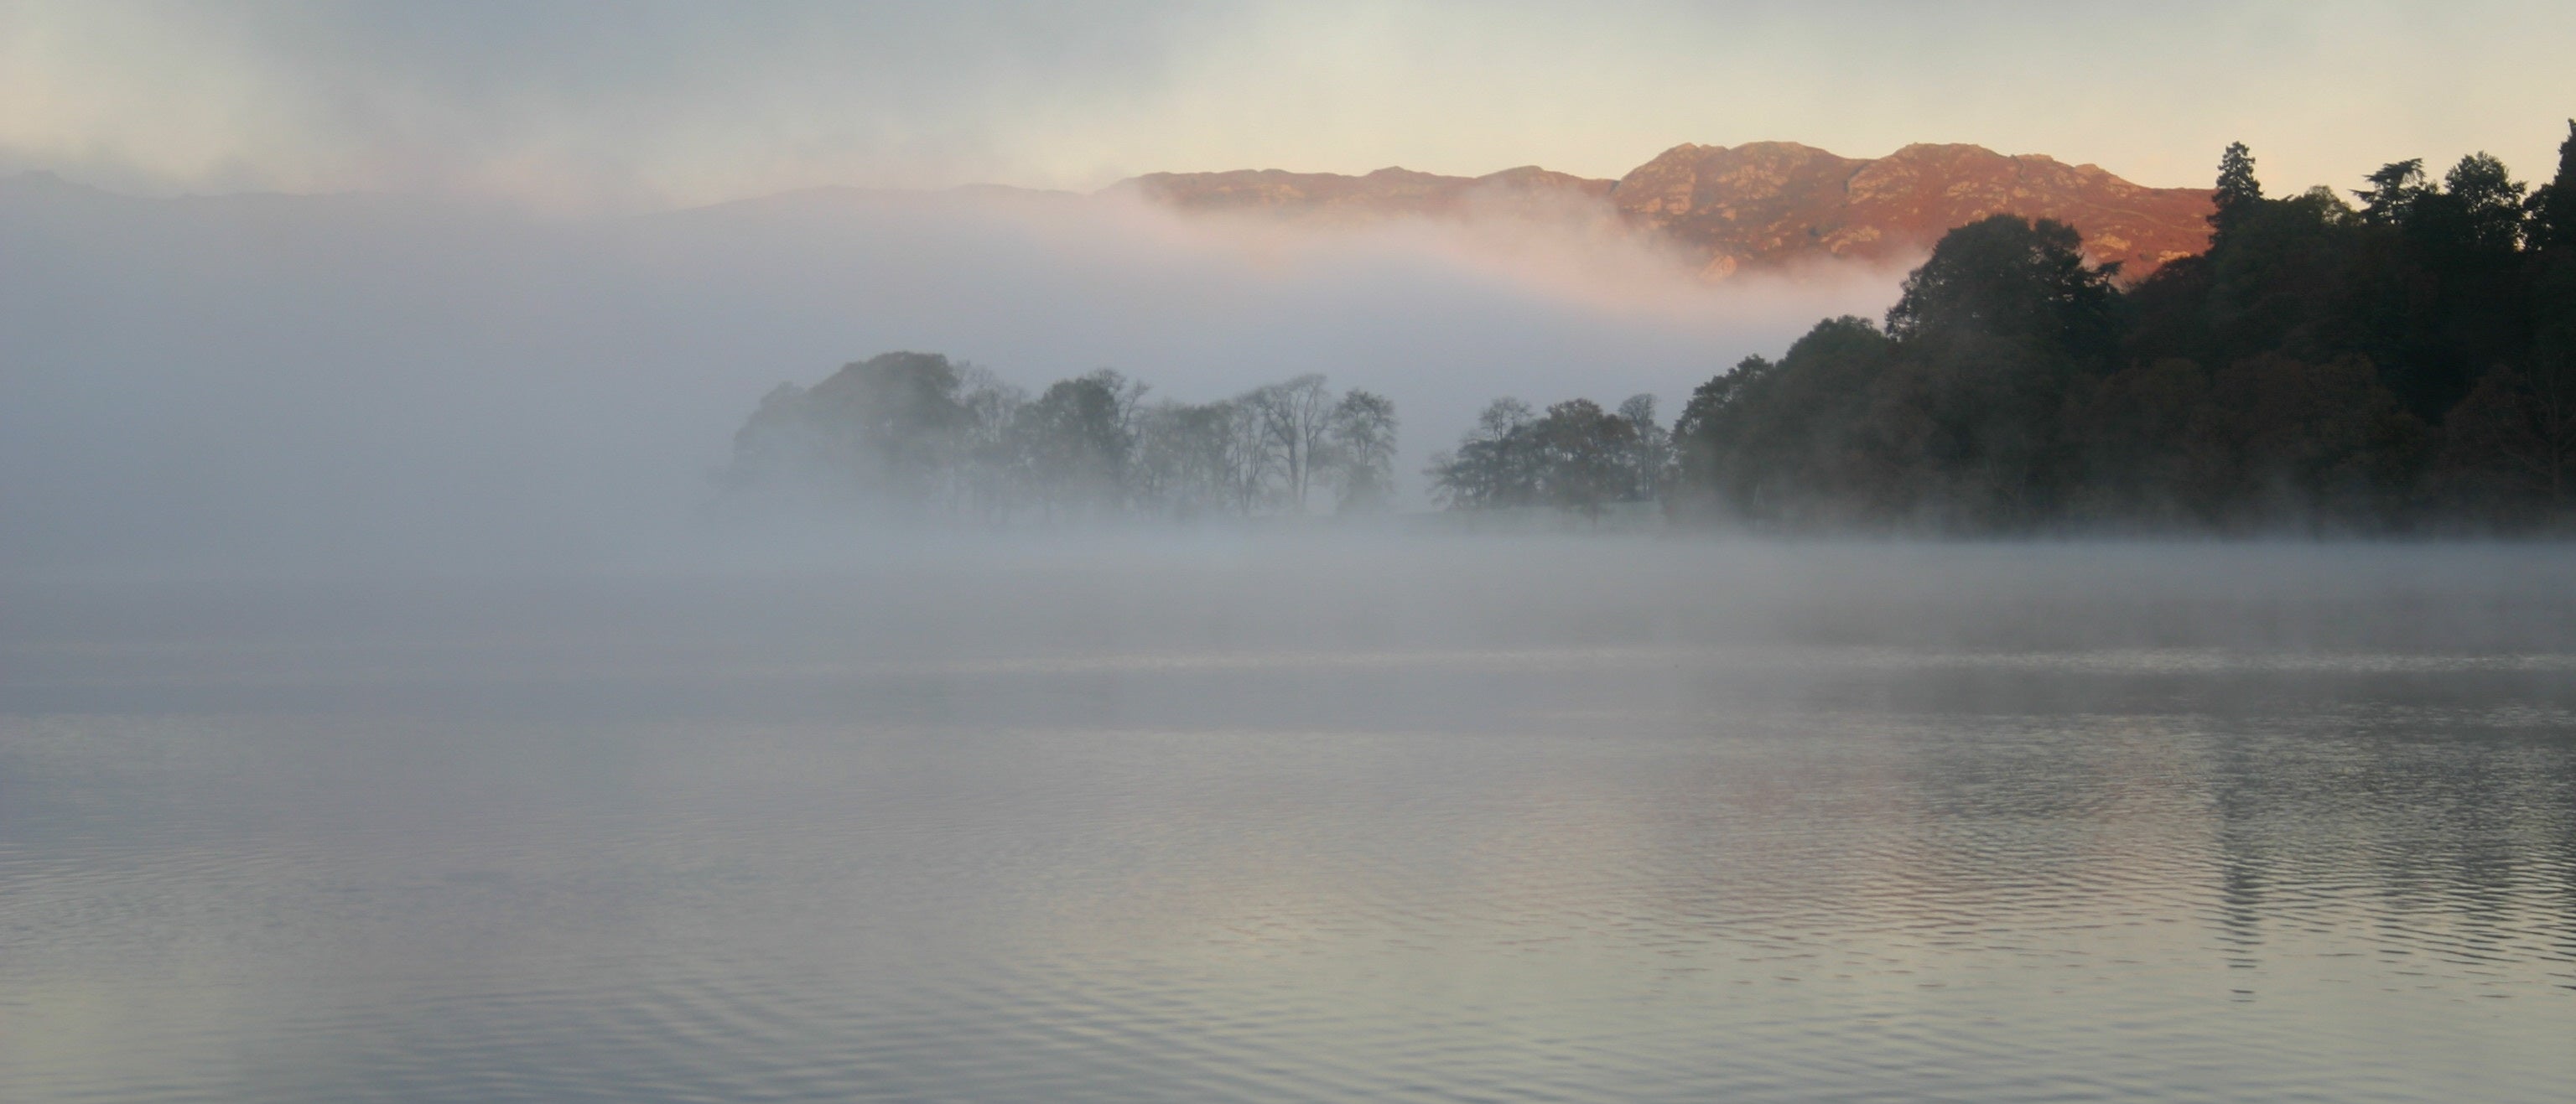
[3,542,2573,1101]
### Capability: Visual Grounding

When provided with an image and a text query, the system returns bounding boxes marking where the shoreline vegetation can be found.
[725,124,2576,536]
[724,360,1400,523]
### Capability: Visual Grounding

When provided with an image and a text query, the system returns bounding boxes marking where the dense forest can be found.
[724,355,1397,521]
[1653,124,2576,532]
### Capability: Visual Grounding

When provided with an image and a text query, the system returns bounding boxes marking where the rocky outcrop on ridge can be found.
[1119,142,2214,278]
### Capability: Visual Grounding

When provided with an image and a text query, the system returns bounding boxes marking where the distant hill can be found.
[1115,142,2214,279]
[1114,165,1613,220]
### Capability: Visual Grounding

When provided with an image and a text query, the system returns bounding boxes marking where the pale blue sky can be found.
[4,1,2572,210]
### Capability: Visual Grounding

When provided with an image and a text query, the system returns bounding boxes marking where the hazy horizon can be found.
[7,2,2575,215]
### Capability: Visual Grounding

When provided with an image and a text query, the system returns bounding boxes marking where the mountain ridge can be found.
[1115,141,2214,279]
[4,138,2218,280]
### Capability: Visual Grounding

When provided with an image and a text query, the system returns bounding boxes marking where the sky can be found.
[5,0,2574,213]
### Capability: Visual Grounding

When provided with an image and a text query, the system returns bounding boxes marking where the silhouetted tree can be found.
[1665,123,2576,531]
[1130,399,1240,518]
[1017,371,1135,520]
[1326,389,1400,512]
[1529,399,1639,520]
[1886,215,2120,366]
[2527,121,2576,256]
[725,350,976,511]
[1213,397,1278,514]
[2211,141,2265,243]
[2355,159,2432,225]
[1616,394,1671,501]
[1431,393,1665,521]
[1246,374,1336,511]
[1427,397,1540,510]
[957,366,1030,520]
[1670,318,1896,525]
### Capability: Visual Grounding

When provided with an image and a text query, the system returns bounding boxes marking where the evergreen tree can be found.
[2527,120,2576,256]
[2355,159,2430,225]
[2211,142,2264,242]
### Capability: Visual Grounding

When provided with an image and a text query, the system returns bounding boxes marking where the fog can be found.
[11,538,2574,718]
[0,172,1905,576]
[10,171,2576,1104]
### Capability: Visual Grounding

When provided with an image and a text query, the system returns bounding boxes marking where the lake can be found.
[4,540,2573,1101]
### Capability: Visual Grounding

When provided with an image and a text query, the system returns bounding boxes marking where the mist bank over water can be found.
[12,127,2576,576]
[0,173,1895,577]
[8,540,2574,725]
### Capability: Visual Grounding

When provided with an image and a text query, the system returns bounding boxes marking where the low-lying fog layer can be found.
[8,540,2575,716]
[0,174,1900,575]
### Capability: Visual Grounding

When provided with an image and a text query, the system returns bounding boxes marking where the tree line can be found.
[1437,122,2576,531]
[1425,395,1671,518]
[724,354,1396,521]
[737,123,2575,533]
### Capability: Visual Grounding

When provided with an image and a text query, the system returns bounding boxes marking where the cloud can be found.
[4,2,2573,211]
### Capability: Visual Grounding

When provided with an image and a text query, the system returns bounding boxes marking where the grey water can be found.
[4,540,2573,1102]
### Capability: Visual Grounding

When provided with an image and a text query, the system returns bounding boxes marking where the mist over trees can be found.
[1639,123,2576,532]
[730,124,2576,536]
[724,354,1397,522]
[1425,394,1671,520]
